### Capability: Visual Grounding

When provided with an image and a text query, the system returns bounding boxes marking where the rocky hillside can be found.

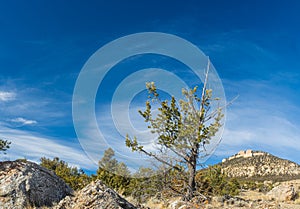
[0,160,73,209]
[1,157,300,209]
[0,160,138,209]
[220,150,300,181]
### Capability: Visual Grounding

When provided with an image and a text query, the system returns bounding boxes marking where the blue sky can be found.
[0,0,300,172]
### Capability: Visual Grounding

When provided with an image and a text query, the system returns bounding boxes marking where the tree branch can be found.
[138,148,182,171]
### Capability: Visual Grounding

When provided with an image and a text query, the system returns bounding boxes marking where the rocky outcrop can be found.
[222,150,265,162]
[55,180,137,209]
[0,160,73,209]
[267,184,297,201]
[220,151,300,181]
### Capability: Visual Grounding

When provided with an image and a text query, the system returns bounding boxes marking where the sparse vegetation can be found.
[196,165,240,196]
[128,167,164,203]
[35,146,300,207]
[126,63,224,200]
[238,180,273,192]
[92,148,243,203]
[3,148,300,208]
[93,148,131,195]
[16,158,28,163]
[221,152,300,182]
[40,157,91,190]
[0,138,11,154]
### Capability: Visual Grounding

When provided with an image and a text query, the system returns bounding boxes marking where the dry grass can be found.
[237,190,270,201]
[144,198,168,209]
[25,206,51,209]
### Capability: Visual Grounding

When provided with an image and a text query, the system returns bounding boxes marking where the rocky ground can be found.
[141,180,300,209]
[1,160,300,209]
[0,160,137,209]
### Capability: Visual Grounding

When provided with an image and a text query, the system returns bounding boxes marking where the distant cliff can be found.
[220,150,300,181]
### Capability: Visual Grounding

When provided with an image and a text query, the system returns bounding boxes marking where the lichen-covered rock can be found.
[267,184,297,201]
[55,180,137,209]
[0,160,73,209]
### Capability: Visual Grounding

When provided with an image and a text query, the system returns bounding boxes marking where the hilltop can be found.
[219,149,300,182]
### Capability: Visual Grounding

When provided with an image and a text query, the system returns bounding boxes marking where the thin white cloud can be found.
[213,77,300,164]
[213,116,300,164]
[0,81,70,128]
[0,81,94,169]
[10,117,37,126]
[0,126,96,170]
[0,91,16,101]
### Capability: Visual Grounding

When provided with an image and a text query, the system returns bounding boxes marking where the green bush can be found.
[40,157,91,190]
[196,165,240,196]
[94,148,131,195]
[127,167,163,202]
[240,180,273,192]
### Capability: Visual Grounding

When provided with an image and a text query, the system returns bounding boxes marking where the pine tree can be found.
[126,60,224,200]
[95,148,131,194]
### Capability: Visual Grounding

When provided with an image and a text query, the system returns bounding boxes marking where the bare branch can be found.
[200,58,210,112]
[139,148,182,171]
[204,95,239,123]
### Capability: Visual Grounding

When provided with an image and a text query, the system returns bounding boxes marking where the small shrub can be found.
[196,165,240,196]
[40,157,91,190]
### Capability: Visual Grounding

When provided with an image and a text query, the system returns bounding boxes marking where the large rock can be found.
[0,160,73,209]
[55,180,137,209]
[267,184,297,201]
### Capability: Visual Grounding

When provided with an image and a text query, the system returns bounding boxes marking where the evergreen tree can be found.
[126,60,224,200]
[95,148,131,194]
[40,157,91,190]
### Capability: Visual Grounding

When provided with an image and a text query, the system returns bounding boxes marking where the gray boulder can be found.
[267,184,297,201]
[0,160,73,209]
[55,180,137,209]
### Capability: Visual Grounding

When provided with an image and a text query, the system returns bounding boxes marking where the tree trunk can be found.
[186,152,197,200]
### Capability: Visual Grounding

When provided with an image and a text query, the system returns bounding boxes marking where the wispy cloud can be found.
[0,91,16,101]
[0,126,96,170]
[93,65,300,167]
[0,79,71,127]
[10,117,37,126]
[213,76,300,164]
[0,80,92,169]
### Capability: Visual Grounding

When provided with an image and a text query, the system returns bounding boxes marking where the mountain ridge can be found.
[218,149,300,182]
